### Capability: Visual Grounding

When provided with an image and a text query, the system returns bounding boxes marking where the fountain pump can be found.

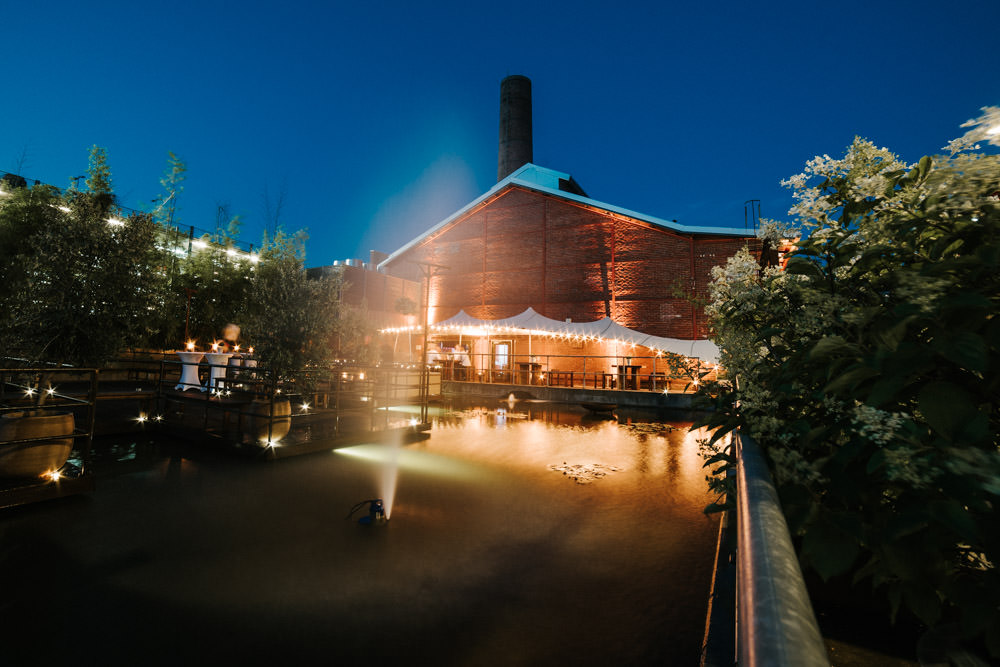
[346,498,387,525]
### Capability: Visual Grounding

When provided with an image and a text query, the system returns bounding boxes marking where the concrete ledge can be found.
[441,380,695,409]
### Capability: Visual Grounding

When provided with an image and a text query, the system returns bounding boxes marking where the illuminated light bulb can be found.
[46,470,62,481]
[46,387,56,396]
[186,340,196,351]
[300,402,310,413]
[135,414,147,423]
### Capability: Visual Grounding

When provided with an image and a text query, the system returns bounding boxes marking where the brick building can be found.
[346,76,761,376]
[378,163,758,341]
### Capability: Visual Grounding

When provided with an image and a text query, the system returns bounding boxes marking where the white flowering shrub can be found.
[697,108,1000,657]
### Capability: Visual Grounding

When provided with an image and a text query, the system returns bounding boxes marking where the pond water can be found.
[1,400,719,666]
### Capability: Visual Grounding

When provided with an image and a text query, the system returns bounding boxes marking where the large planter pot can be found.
[241,399,291,445]
[0,411,75,478]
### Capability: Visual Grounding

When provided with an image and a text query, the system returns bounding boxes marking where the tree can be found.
[238,229,344,377]
[156,151,185,228]
[699,108,1000,658]
[0,147,167,373]
[172,221,253,346]
[261,177,288,239]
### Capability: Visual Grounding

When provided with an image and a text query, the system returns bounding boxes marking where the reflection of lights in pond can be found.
[335,444,481,480]
[377,405,450,417]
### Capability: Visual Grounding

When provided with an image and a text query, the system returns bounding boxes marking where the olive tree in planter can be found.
[232,230,346,444]
[0,146,167,476]
[239,230,344,378]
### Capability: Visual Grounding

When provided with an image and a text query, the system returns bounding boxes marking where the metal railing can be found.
[734,431,829,666]
[427,351,715,392]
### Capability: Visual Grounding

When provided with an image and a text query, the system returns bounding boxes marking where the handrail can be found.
[735,431,829,667]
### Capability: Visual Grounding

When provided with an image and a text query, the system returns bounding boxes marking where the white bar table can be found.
[175,351,205,391]
[203,352,234,392]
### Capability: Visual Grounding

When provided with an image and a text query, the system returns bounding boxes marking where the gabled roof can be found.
[378,164,753,271]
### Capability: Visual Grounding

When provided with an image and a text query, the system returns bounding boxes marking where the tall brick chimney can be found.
[497,75,533,182]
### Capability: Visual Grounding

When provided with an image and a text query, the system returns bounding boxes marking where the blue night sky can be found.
[2,1,997,267]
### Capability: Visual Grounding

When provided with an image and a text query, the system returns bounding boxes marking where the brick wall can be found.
[385,185,761,339]
[339,264,422,328]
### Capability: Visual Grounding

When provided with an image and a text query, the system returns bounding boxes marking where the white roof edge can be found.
[378,163,753,271]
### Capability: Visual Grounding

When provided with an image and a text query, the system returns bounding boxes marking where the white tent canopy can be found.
[431,307,719,362]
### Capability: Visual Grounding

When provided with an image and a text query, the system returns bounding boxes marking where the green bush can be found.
[0,148,359,379]
[0,147,166,367]
[700,108,1000,656]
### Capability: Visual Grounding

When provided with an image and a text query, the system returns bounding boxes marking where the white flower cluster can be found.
[782,138,911,227]
[850,403,905,446]
[943,106,1000,154]
[756,218,798,244]
[708,248,764,318]
[895,270,951,315]
[769,446,826,486]
[882,444,938,488]
[944,449,1000,497]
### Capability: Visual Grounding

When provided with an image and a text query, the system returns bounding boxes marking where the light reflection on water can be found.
[2,400,719,665]
[333,400,718,663]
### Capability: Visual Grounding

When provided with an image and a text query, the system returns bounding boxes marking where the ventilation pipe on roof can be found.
[497,75,533,182]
